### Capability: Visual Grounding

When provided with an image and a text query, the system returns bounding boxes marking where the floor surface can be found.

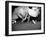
[12,21,41,31]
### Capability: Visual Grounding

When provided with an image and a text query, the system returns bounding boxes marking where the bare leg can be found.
[22,17,26,22]
[22,13,28,22]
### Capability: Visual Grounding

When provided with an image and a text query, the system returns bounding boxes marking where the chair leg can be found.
[27,16,30,22]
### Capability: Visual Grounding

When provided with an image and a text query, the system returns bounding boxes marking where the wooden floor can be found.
[12,21,41,31]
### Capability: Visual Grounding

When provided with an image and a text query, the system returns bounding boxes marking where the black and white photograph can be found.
[5,1,45,36]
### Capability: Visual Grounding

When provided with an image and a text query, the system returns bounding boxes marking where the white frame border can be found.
[9,2,44,35]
